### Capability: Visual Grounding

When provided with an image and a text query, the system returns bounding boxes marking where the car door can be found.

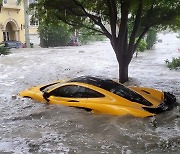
[83,87,119,114]
[83,88,107,109]
[48,85,87,107]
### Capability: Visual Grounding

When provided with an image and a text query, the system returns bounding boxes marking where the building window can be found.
[7,32,9,40]
[29,0,38,4]
[30,18,39,26]
[3,32,6,41]
[3,31,10,41]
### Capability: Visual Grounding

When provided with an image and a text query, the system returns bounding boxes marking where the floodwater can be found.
[0,33,180,154]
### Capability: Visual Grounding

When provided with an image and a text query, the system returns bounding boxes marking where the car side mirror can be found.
[43,91,50,102]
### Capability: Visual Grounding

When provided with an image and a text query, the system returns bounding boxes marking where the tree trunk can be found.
[23,0,30,48]
[111,39,130,83]
[118,62,129,83]
[113,47,130,83]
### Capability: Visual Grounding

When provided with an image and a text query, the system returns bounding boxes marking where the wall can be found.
[0,0,25,42]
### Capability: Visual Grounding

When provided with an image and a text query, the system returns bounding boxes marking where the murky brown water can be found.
[0,33,180,153]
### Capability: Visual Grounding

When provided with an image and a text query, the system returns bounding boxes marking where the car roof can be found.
[69,76,120,91]
[40,76,152,106]
[41,76,118,92]
[70,76,152,106]
[2,40,22,43]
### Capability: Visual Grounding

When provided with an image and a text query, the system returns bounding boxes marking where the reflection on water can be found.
[0,33,180,153]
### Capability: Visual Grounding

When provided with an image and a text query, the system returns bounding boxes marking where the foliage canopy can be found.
[29,0,180,82]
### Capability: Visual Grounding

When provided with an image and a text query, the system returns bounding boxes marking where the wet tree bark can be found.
[119,64,128,83]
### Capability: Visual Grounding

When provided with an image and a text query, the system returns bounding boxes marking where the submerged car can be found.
[0,40,23,49]
[67,37,81,46]
[19,76,176,117]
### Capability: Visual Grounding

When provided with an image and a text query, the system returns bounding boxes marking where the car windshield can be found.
[40,81,62,92]
[70,76,152,106]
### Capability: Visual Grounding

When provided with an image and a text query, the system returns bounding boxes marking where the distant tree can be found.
[146,30,157,49]
[38,22,71,47]
[29,0,180,83]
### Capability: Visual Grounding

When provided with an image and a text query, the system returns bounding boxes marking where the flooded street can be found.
[0,33,180,153]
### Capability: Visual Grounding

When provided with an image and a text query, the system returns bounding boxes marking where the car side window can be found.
[50,85,104,98]
[50,85,85,98]
[85,88,105,98]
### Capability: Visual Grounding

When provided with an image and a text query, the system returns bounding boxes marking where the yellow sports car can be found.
[19,76,176,117]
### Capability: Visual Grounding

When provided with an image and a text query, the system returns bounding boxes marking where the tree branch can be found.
[56,14,104,35]
[71,0,112,38]
[106,0,117,38]
[117,0,130,52]
[128,0,143,55]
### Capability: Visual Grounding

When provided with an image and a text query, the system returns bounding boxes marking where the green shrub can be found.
[165,57,180,70]
[0,46,11,55]
[137,39,147,52]
[146,30,157,49]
